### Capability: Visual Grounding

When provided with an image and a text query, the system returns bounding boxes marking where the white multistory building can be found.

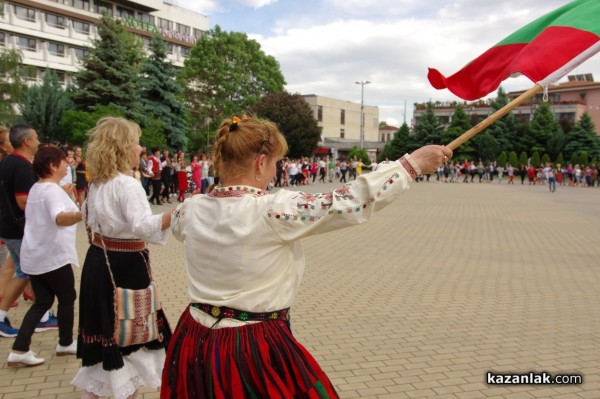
[0,0,208,85]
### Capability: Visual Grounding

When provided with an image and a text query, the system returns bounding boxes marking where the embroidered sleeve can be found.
[268,160,412,241]
[120,178,168,244]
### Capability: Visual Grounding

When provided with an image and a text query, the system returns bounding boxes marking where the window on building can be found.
[141,36,151,49]
[380,134,385,142]
[193,28,203,39]
[158,18,173,31]
[48,42,65,57]
[14,5,36,22]
[51,0,74,6]
[42,69,66,83]
[74,47,90,59]
[181,46,190,58]
[387,133,391,142]
[340,129,345,139]
[317,106,323,122]
[167,43,174,54]
[73,0,90,10]
[17,36,36,52]
[116,6,134,19]
[72,20,90,34]
[138,13,155,25]
[0,32,5,47]
[46,13,66,28]
[176,23,191,35]
[340,109,345,125]
[94,1,113,16]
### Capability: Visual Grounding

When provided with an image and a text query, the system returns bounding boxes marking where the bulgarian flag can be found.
[428,0,600,101]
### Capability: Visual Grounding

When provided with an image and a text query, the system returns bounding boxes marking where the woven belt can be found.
[191,303,290,322]
[90,234,146,252]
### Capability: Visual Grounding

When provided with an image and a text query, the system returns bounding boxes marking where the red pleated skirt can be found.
[161,306,339,399]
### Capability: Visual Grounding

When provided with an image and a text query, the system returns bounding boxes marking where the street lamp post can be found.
[355,81,370,149]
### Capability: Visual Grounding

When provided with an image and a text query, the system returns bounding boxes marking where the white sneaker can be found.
[7,351,45,367]
[56,341,77,356]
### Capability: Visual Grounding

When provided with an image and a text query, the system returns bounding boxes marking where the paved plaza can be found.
[0,178,599,399]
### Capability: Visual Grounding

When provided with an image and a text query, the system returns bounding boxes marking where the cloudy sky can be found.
[176,0,599,127]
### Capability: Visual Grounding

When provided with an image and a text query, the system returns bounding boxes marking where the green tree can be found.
[508,151,518,168]
[577,151,589,166]
[530,151,541,168]
[524,102,561,155]
[249,91,320,158]
[496,151,507,168]
[486,87,520,153]
[18,69,72,143]
[541,153,551,165]
[180,26,285,140]
[564,113,600,160]
[379,122,413,161]
[59,104,124,145]
[71,14,144,121]
[555,152,564,166]
[139,34,189,150]
[476,132,499,163]
[348,147,370,166]
[441,103,475,159]
[413,102,441,146]
[518,151,528,167]
[0,48,27,124]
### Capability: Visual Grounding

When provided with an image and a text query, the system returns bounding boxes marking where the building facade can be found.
[0,0,208,85]
[413,75,600,135]
[302,94,381,161]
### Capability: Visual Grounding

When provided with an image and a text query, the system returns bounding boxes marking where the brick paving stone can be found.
[1,181,598,398]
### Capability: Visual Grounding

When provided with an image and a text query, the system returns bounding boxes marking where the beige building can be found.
[302,94,381,160]
[0,0,208,85]
[413,74,600,135]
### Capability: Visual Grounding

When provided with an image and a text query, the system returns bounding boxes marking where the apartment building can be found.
[302,94,381,161]
[0,0,208,85]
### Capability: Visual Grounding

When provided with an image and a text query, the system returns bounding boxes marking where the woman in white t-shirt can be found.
[7,146,82,367]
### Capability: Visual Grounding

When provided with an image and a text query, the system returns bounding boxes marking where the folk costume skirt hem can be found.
[161,306,339,399]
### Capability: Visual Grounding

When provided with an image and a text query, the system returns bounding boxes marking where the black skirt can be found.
[76,245,172,371]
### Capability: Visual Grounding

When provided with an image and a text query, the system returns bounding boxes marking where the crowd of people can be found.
[422,159,600,193]
[0,116,451,398]
[273,156,376,187]
[137,147,216,205]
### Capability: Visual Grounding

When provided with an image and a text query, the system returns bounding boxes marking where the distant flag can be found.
[427,0,600,101]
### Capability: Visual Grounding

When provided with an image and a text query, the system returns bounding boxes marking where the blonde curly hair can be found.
[85,117,141,184]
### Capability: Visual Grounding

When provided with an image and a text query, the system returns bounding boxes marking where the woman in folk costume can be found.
[72,117,173,399]
[161,115,451,398]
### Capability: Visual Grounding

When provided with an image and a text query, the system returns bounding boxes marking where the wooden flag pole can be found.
[448,84,543,150]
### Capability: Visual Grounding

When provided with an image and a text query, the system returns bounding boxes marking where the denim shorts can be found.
[2,238,28,279]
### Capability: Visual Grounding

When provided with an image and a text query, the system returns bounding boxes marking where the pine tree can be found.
[414,102,441,146]
[442,103,475,160]
[379,123,414,161]
[519,151,529,167]
[71,15,144,121]
[18,69,73,143]
[139,34,189,150]
[508,151,518,168]
[564,113,600,160]
[524,102,561,155]
[486,87,520,153]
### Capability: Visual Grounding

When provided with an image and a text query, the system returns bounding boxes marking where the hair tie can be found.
[228,114,249,132]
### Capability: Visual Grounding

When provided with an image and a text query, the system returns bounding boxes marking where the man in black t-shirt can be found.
[0,125,39,337]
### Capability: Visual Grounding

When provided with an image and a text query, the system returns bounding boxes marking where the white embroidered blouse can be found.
[83,173,167,244]
[172,160,415,325]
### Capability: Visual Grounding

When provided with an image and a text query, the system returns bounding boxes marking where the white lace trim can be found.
[71,348,165,399]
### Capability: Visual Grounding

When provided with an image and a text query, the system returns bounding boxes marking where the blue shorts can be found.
[3,238,28,279]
